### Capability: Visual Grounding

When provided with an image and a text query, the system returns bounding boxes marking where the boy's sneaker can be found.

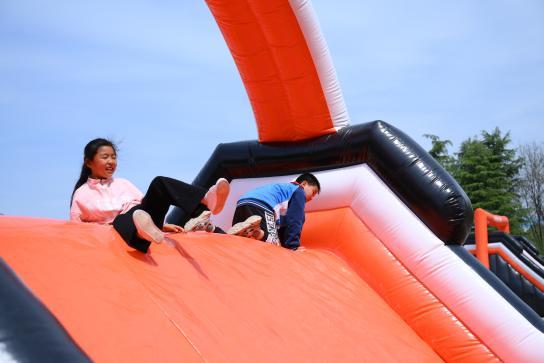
[133,209,164,244]
[184,211,213,232]
[205,178,230,215]
[227,215,262,238]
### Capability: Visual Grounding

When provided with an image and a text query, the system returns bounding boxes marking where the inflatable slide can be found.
[460,208,544,317]
[2,1,544,362]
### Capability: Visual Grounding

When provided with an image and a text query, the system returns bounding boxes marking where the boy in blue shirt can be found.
[228,173,320,250]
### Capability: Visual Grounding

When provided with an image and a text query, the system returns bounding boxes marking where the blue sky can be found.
[1,0,543,219]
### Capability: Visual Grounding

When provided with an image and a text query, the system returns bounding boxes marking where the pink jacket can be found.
[70,177,143,224]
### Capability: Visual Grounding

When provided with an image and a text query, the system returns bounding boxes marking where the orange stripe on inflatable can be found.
[302,208,499,362]
[206,0,337,142]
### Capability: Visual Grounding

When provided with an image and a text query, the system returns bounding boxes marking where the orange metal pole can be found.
[474,209,490,268]
[473,208,510,269]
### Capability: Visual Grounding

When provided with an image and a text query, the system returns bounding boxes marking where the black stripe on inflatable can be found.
[168,121,472,245]
[516,235,541,257]
[0,258,91,362]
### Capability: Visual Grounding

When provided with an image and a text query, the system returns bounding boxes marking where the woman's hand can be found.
[162,223,185,233]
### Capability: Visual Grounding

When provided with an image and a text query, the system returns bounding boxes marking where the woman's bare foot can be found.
[203,178,230,214]
[133,209,164,244]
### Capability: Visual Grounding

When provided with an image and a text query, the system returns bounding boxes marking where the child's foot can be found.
[204,178,230,215]
[133,209,164,244]
[184,211,214,232]
[227,215,262,238]
[251,228,265,241]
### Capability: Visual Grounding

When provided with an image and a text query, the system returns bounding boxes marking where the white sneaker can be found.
[227,215,262,238]
[133,209,164,244]
[184,211,213,232]
[204,178,230,214]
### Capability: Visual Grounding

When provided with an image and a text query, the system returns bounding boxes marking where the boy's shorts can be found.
[232,203,280,245]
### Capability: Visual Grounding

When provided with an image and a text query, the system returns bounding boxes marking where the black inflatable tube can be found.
[168,121,473,245]
[516,235,542,260]
[449,245,544,332]
[0,258,91,362]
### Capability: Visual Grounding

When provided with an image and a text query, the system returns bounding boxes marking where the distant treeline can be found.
[425,129,544,254]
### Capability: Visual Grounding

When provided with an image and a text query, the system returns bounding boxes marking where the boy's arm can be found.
[281,188,306,250]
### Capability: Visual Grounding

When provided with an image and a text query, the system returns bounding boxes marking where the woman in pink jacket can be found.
[70,138,236,253]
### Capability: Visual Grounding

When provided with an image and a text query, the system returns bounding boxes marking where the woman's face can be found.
[86,146,117,179]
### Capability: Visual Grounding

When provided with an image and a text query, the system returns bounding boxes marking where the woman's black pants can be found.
[113,176,207,253]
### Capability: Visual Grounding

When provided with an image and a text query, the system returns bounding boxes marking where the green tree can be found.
[455,128,524,233]
[423,134,456,174]
[518,143,544,253]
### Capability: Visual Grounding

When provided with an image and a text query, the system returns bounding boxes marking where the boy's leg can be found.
[261,209,280,245]
[231,204,279,244]
[228,215,263,238]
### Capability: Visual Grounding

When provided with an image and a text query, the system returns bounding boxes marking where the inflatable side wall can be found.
[464,232,544,316]
[169,120,473,244]
[168,120,544,361]
[450,245,544,328]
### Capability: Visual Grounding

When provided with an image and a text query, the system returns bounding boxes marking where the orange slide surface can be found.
[0,209,495,361]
